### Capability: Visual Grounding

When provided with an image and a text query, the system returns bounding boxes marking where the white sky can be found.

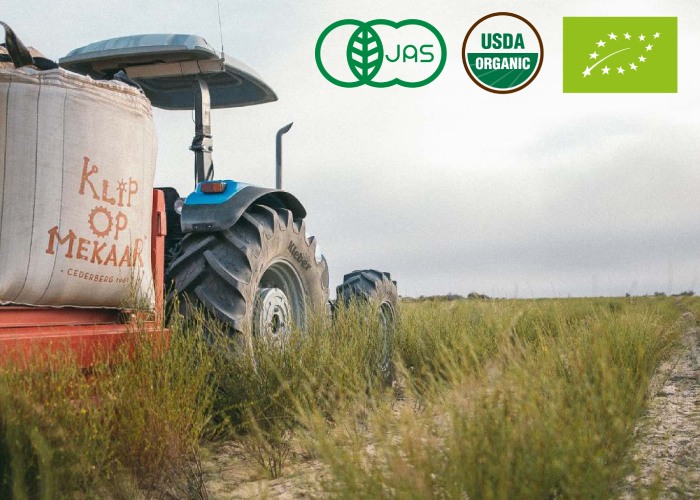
[6,1,699,298]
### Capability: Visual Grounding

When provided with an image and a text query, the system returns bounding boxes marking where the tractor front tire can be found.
[336,269,399,381]
[166,204,329,345]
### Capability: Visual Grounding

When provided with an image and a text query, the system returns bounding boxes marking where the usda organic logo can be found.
[316,19,447,88]
[462,12,544,93]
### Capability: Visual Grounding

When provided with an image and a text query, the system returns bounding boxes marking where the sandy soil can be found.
[620,312,700,498]
[202,441,326,499]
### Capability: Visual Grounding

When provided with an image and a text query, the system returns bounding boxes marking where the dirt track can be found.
[621,312,700,498]
[203,441,324,499]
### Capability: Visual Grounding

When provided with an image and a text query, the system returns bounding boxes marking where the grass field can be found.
[0,295,696,498]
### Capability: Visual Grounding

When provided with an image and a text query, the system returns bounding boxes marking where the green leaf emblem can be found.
[346,24,384,83]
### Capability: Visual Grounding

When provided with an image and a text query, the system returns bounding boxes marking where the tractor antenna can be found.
[216,0,225,57]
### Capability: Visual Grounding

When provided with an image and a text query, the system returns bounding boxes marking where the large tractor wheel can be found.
[166,204,329,344]
[336,270,399,380]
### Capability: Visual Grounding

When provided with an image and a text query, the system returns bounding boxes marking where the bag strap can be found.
[0,52,59,70]
[0,21,33,68]
[0,21,58,70]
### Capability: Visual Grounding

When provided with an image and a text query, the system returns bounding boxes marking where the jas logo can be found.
[316,19,447,88]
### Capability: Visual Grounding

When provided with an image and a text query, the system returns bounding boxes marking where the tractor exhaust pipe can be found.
[275,122,293,189]
[191,76,213,186]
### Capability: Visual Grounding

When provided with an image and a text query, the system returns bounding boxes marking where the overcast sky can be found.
[6,1,699,298]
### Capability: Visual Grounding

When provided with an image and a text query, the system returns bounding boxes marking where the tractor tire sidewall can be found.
[243,211,328,345]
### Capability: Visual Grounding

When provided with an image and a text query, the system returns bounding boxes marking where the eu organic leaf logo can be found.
[563,17,677,93]
[347,25,384,83]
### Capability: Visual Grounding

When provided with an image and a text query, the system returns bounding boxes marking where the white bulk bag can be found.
[0,66,158,308]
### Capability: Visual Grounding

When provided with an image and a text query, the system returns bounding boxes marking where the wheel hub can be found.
[254,287,292,342]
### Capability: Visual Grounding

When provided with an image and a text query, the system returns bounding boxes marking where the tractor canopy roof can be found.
[59,34,277,110]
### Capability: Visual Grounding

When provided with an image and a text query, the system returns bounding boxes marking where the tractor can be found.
[0,30,398,359]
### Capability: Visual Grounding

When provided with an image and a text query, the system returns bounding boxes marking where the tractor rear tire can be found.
[166,204,329,345]
[336,269,399,381]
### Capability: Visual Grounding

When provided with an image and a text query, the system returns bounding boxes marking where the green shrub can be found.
[1,295,694,497]
[209,302,395,477]
[308,298,686,499]
[0,311,215,498]
[0,355,113,499]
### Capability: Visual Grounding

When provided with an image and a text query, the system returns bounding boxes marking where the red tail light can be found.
[200,181,227,194]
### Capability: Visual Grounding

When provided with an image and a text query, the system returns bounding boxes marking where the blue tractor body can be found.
[180,181,306,233]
